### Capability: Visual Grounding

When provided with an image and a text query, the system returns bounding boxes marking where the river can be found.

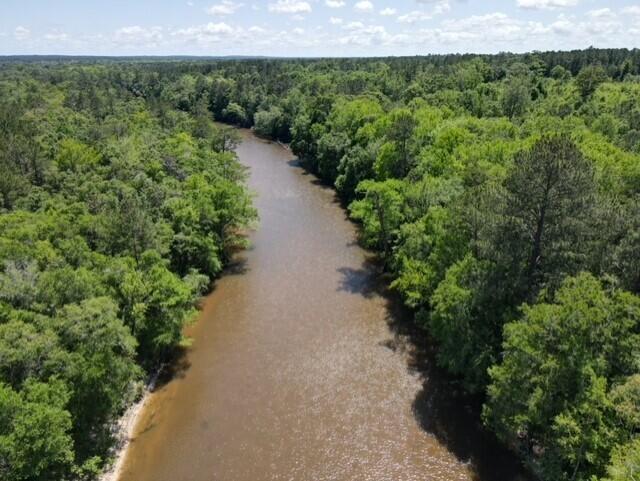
[118,129,529,481]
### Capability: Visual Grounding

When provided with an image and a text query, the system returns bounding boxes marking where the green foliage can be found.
[576,65,609,98]
[204,51,639,481]
[254,106,287,140]
[0,63,256,479]
[349,179,406,257]
[501,78,531,118]
[2,49,640,481]
[428,255,497,391]
[485,274,640,480]
[54,139,100,172]
[222,102,247,126]
[0,379,74,481]
[492,135,596,300]
[602,438,640,481]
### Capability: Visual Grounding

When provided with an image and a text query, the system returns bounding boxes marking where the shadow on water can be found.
[286,157,360,229]
[336,258,534,481]
[287,144,532,481]
[286,158,344,192]
[337,266,377,298]
[224,256,250,277]
[154,348,192,391]
[154,255,251,393]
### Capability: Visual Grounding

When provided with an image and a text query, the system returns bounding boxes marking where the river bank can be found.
[114,129,530,481]
[99,368,162,481]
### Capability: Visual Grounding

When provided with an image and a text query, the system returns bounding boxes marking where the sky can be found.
[1,0,640,57]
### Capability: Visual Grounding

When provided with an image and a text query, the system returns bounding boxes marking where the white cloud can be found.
[413,0,450,11]
[14,26,30,40]
[433,0,450,15]
[550,18,574,34]
[587,7,613,18]
[345,21,365,29]
[398,10,433,23]
[207,1,243,15]
[44,31,69,41]
[171,22,235,44]
[268,0,311,13]
[622,5,640,15]
[529,9,619,38]
[397,0,449,22]
[428,12,544,44]
[354,1,374,12]
[583,9,620,34]
[397,1,448,22]
[4,0,640,56]
[331,22,412,48]
[114,26,164,46]
[517,0,579,10]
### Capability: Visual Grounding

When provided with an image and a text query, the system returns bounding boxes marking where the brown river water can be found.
[118,130,530,481]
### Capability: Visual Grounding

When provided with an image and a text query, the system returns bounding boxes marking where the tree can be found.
[53,297,141,458]
[576,65,608,98]
[551,65,571,80]
[0,60,258,479]
[609,197,640,293]
[335,143,378,202]
[392,187,466,309]
[222,102,247,126]
[427,254,498,391]
[254,106,285,139]
[484,273,640,481]
[0,319,66,389]
[211,125,241,153]
[602,438,640,481]
[610,374,640,433]
[385,109,417,177]
[0,379,75,481]
[0,260,39,310]
[501,79,531,118]
[98,188,157,265]
[208,76,234,119]
[349,179,405,259]
[54,139,100,172]
[491,135,596,302]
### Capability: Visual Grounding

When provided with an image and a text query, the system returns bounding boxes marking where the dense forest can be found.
[0,63,256,479]
[1,47,639,481]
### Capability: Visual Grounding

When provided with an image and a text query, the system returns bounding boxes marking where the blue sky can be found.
[1,0,639,56]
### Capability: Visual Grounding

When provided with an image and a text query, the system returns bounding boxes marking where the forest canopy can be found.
[1,47,640,480]
[162,49,638,481]
[0,61,256,480]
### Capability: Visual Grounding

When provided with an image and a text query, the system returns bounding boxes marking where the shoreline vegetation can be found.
[0,63,257,481]
[212,50,640,481]
[0,49,639,481]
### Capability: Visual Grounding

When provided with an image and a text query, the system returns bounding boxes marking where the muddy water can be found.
[118,130,528,481]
